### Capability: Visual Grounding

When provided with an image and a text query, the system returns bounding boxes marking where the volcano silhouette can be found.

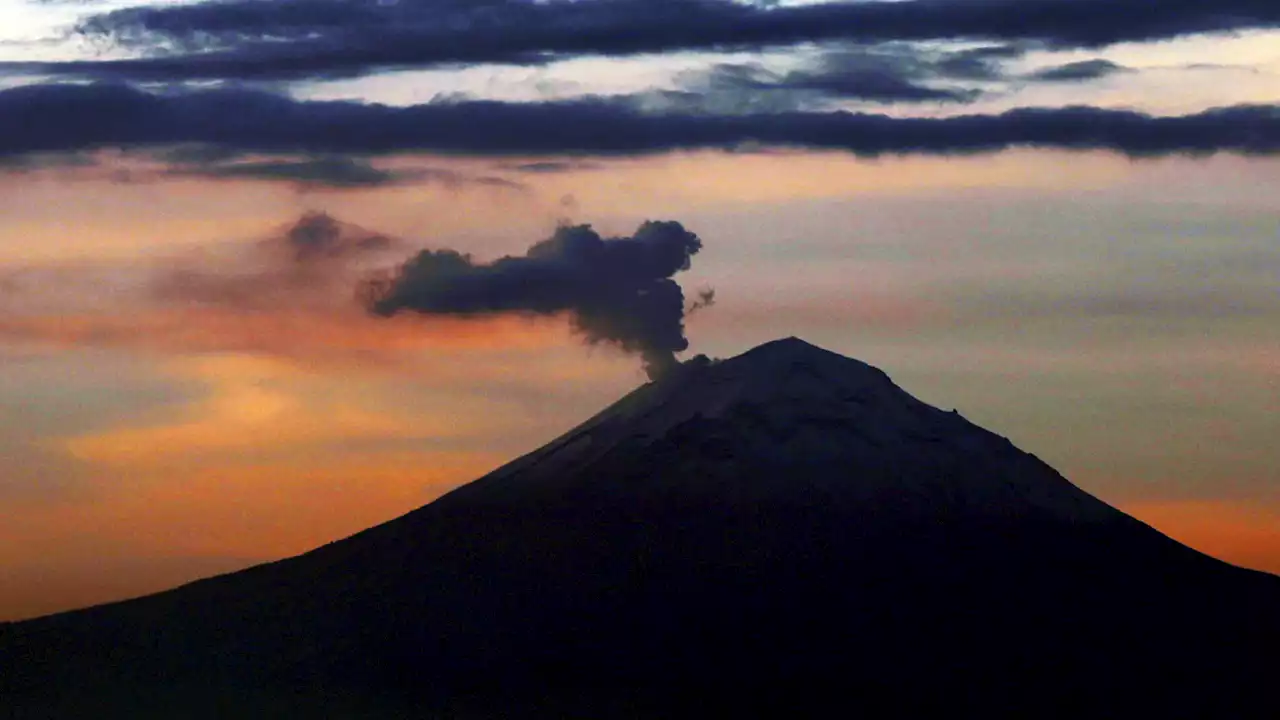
[3,338,1277,718]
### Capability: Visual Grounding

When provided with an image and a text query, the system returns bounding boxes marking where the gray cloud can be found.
[153,211,405,310]
[503,160,603,174]
[364,221,707,379]
[933,44,1028,81]
[165,155,525,190]
[0,143,526,191]
[0,151,98,173]
[10,0,1276,82]
[1028,59,1130,82]
[166,155,423,189]
[2,84,1277,161]
[656,45,1022,112]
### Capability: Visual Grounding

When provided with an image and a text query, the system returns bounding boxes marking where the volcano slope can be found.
[3,338,1277,718]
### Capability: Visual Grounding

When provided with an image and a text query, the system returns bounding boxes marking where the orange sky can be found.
[1,150,1278,621]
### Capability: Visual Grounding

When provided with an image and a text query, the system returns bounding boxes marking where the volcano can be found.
[3,338,1276,718]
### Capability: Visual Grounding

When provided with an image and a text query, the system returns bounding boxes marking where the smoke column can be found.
[364,221,706,379]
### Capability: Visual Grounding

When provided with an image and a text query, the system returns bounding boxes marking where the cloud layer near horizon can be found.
[2,83,1277,164]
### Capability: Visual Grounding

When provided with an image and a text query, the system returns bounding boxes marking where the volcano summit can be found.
[3,338,1276,718]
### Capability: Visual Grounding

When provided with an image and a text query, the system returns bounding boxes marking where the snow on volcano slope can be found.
[442,337,1120,523]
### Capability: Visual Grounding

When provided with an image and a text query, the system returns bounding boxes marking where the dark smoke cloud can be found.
[2,84,1277,160]
[13,0,1278,81]
[364,222,705,379]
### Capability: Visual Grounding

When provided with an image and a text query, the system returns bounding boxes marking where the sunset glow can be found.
[1,0,1277,621]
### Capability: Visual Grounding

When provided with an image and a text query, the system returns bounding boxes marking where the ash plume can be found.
[364,221,706,379]
[152,211,403,310]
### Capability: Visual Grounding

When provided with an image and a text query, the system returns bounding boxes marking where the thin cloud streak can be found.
[1028,59,1131,82]
[0,147,527,191]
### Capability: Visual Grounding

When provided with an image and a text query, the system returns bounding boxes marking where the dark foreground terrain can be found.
[3,339,1277,718]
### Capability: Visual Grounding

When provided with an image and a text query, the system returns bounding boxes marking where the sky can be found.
[0,0,1277,621]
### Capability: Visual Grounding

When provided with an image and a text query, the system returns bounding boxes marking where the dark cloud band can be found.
[30,0,1280,81]
[1,84,1277,160]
